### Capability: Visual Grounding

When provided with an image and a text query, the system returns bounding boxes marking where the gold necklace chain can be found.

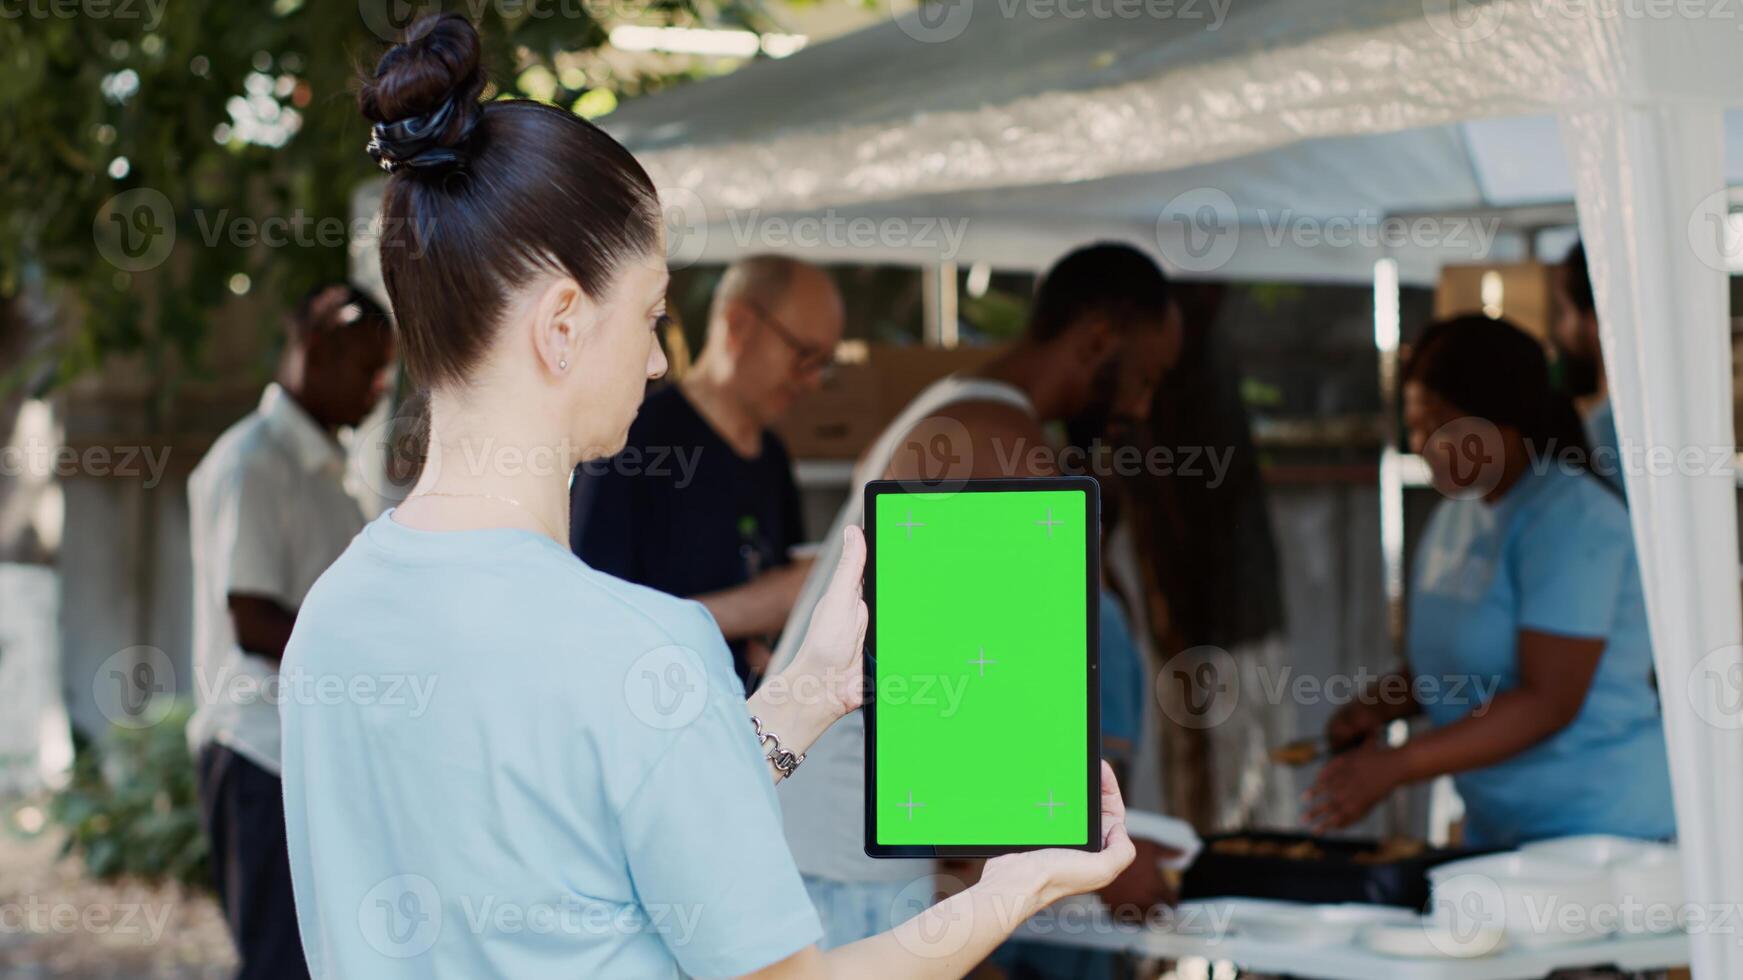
[405,490,562,543]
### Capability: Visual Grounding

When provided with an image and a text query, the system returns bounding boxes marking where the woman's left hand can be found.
[1303,741,1410,831]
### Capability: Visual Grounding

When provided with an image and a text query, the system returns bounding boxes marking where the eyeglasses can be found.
[744,302,835,378]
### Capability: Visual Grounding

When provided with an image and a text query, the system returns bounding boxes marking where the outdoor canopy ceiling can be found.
[604,0,1743,282]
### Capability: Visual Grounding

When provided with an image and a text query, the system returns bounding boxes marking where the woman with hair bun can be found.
[278,14,1133,979]
[1306,315,1674,848]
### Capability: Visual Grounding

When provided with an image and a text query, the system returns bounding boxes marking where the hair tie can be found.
[366,96,479,174]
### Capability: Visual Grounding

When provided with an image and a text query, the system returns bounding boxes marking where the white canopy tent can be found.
[604,1,1743,974]
[619,109,1743,282]
[609,1,1743,282]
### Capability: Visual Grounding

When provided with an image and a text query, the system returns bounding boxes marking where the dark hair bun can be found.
[359,13,486,173]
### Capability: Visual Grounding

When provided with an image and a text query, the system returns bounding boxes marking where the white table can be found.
[1015,907,1689,979]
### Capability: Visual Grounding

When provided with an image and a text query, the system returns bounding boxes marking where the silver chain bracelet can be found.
[750,715,805,776]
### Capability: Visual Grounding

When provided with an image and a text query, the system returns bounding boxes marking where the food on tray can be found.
[1352,837,1427,864]
[1211,837,1327,861]
[1208,835,1428,865]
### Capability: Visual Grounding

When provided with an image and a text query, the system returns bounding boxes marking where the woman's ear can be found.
[529,277,593,376]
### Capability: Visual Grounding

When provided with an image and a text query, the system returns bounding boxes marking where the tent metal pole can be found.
[921,262,959,349]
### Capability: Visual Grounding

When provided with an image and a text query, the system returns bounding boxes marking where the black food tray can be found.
[1180,831,1496,910]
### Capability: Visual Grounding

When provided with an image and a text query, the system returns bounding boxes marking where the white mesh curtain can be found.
[1562,98,1743,976]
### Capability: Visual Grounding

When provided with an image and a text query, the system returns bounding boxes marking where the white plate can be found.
[1361,919,1507,959]
[1612,847,1684,934]
[1122,810,1202,870]
[1428,852,1614,948]
[1187,899,1416,948]
[1317,903,1422,927]
[1519,836,1684,935]
[1522,834,1659,867]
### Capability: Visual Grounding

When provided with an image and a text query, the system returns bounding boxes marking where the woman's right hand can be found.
[983,760,1137,908]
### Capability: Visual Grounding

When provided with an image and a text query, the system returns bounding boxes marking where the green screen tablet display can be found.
[869,482,1096,852]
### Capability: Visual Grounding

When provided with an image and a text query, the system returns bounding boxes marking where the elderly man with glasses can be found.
[569,254,845,685]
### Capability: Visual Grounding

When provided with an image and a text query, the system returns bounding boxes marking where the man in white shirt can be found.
[187,284,393,980]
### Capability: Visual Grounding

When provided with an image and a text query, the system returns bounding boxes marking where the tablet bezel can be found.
[863,476,1102,859]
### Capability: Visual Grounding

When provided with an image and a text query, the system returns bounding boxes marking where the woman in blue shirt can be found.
[277,14,1134,980]
[1305,316,1674,847]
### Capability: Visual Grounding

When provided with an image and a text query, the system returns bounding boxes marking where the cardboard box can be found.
[773,364,884,460]
[1433,262,1556,341]
[774,343,1007,460]
[870,344,1005,417]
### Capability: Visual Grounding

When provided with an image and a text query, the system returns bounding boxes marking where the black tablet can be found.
[863,476,1101,858]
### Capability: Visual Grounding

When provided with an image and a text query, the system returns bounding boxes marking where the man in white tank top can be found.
[772,243,1182,948]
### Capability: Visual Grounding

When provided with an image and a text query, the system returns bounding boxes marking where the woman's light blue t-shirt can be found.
[1584,398,1625,496]
[1097,592,1144,761]
[1408,466,1674,848]
[279,513,822,979]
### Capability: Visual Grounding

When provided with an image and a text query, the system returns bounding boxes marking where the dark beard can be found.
[1552,344,1602,399]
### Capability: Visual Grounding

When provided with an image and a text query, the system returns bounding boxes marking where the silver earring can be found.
[558,358,567,370]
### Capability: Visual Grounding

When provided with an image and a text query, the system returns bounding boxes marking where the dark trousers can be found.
[196,744,312,980]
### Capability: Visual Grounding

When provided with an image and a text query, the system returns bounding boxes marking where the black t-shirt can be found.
[569,384,806,684]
